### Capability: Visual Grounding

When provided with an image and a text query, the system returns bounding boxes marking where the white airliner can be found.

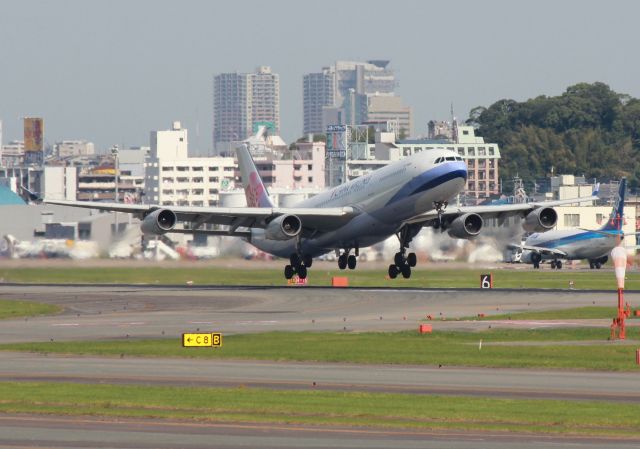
[520,178,630,270]
[45,144,597,280]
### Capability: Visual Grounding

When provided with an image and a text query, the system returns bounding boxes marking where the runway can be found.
[0,284,637,342]
[1,284,639,448]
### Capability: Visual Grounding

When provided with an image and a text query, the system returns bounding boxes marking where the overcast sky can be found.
[1,0,639,155]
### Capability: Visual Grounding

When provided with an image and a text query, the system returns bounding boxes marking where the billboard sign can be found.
[24,117,44,152]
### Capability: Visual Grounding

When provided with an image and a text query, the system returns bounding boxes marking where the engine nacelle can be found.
[140,209,177,235]
[447,213,483,239]
[264,214,302,241]
[522,207,557,232]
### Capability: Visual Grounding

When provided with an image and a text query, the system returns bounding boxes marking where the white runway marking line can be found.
[51,323,80,326]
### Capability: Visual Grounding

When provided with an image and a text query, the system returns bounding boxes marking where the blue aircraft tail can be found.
[600,178,626,231]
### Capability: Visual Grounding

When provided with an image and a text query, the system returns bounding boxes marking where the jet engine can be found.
[264,214,302,241]
[447,213,483,239]
[140,209,177,235]
[522,207,557,232]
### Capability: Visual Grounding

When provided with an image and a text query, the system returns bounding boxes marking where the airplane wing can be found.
[520,245,568,258]
[404,193,598,226]
[43,200,358,233]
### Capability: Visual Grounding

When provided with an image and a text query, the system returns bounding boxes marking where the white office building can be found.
[56,140,95,158]
[145,122,236,207]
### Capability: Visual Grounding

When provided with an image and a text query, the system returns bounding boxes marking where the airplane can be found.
[520,178,631,270]
[45,144,598,280]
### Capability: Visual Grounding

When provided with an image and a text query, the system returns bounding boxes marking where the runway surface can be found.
[1,284,638,342]
[1,284,640,448]
[2,414,638,449]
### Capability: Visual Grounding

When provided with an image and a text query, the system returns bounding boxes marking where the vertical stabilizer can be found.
[236,144,273,208]
[601,178,626,231]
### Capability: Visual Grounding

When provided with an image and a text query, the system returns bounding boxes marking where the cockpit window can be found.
[435,157,442,164]
[455,156,463,161]
[445,156,455,161]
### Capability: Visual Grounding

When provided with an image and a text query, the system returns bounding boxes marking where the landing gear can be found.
[432,201,448,229]
[337,248,358,270]
[588,257,606,269]
[388,225,420,279]
[551,260,563,270]
[531,252,542,269]
[285,253,313,279]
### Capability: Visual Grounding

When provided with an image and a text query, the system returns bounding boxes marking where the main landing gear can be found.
[588,256,607,269]
[550,260,563,270]
[337,248,358,271]
[284,253,313,280]
[388,225,419,279]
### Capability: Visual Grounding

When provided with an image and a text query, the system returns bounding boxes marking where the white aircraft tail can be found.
[235,144,274,208]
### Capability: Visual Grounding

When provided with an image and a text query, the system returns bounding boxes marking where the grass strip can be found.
[2,328,640,371]
[465,306,623,321]
[0,266,638,289]
[0,382,638,437]
[0,299,61,320]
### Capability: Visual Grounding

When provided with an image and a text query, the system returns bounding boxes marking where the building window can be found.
[192,166,203,171]
[179,137,184,142]
[192,189,204,195]
[162,189,174,195]
[192,177,203,183]
[224,167,234,172]
[564,214,580,227]
[177,166,189,171]
[457,147,465,155]
[209,177,219,182]
[192,201,203,206]
[162,166,173,171]
[177,177,188,183]
[489,147,495,156]
[596,213,605,225]
[208,166,219,171]
[308,164,313,170]
[209,188,219,194]
[162,177,174,183]
[468,147,475,156]
[308,176,313,183]
[478,147,486,156]
[463,130,469,135]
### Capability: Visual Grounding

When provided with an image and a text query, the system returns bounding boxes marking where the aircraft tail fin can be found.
[600,178,626,231]
[236,143,274,208]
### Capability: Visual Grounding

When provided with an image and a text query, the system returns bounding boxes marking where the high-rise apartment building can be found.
[213,66,280,153]
[303,68,335,136]
[303,60,412,137]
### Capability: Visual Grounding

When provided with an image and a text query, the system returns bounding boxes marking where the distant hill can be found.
[467,82,640,190]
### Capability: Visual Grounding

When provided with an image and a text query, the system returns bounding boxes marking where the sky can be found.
[1,0,639,155]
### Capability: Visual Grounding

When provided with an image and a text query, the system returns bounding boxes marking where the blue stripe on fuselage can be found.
[533,230,621,249]
[385,161,467,206]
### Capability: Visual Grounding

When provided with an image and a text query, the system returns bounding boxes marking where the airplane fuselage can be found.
[250,150,467,258]
[521,229,620,263]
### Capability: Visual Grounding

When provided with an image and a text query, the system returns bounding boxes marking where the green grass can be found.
[0,266,638,289]
[0,382,638,436]
[0,299,61,320]
[3,327,640,370]
[467,306,625,321]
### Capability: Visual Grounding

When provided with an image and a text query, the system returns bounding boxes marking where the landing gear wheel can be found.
[550,261,557,269]
[531,253,542,270]
[347,254,357,270]
[595,262,602,269]
[394,252,404,267]
[589,261,595,269]
[338,254,347,270]
[388,264,398,279]
[303,254,313,268]
[556,261,562,269]
[407,252,417,267]
[284,265,294,280]
[297,265,308,279]
[401,264,411,279]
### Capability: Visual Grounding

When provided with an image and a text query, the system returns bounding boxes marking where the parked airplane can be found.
[520,179,628,269]
[45,144,597,280]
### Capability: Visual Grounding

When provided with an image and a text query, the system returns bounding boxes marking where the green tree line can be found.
[467,82,640,189]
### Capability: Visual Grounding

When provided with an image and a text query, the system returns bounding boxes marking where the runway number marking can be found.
[480,274,493,289]
[182,333,223,348]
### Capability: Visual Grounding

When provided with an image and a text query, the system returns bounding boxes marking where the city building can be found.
[1,141,25,166]
[213,66,280,153]
[303,67,335,136]
[146,122,236,207]
[55,140,95,158]
[303,60,412,137]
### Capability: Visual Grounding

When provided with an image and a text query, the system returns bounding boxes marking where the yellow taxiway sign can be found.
[182,333,223,348]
